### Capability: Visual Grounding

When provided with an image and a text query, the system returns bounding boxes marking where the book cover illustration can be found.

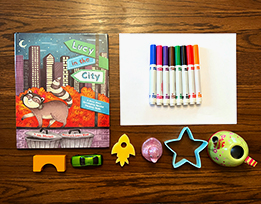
[15,33,109,149]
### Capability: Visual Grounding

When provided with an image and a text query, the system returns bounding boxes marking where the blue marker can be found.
[149,44,157,104]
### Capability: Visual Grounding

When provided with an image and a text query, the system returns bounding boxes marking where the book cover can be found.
[15,33,109,149]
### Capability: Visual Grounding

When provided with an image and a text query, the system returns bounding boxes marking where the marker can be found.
[149,44,157,104]
[163,46,169,106]
[156,45,163,105]
[169,46,176,106]
[186,45,196,104]
[181,45,189,105]
[175,46,182,106]
[193,45,202,104]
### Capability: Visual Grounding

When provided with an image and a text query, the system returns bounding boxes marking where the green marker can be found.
[175,46,183,105]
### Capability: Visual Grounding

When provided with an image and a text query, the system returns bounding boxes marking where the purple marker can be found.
[149,44,157,104]
[163,46,170,106]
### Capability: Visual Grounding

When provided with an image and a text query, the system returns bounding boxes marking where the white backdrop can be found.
[120,33,237,126]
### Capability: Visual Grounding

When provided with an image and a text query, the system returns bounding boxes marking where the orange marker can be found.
[193,45,202,104]
[187,45,196,104]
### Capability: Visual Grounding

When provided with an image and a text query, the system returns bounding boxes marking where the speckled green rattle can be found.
[207,131,257,167]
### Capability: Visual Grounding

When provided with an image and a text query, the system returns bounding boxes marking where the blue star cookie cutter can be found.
[164,127,208,168]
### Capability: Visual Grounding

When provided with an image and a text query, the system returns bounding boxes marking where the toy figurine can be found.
[142,137,163,163]
[207,131,257,167]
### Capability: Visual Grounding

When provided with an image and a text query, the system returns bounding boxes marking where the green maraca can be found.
[207,131,257,167]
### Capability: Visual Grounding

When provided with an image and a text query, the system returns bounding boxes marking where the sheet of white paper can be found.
[119,33,237,125]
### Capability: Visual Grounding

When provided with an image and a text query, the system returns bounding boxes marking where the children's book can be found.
[15,33,109,149]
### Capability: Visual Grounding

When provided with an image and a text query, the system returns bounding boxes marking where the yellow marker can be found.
[111,134,135,167]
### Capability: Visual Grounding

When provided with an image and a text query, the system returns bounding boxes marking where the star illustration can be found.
[164,127,208,168]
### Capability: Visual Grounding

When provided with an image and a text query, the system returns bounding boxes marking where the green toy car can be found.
[71,154,103,167]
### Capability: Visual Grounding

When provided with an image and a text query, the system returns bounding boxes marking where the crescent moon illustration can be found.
[19,40,27,49]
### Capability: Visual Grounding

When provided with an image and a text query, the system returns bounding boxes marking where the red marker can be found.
[193,45,202,104]
[156,45,163,105]
[187,45,196,104]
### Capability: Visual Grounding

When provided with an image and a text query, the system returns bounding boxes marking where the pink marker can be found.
[156,45,163,105]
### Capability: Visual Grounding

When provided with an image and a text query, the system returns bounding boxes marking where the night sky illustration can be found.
[15,33,108,67]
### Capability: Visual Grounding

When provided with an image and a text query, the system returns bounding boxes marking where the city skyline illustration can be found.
[15,33,109,96]
[15,33,108,67]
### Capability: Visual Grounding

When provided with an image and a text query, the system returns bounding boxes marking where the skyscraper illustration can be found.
[23,59,29,91]
[29,46,40,88]
[100,52,108,96]
[60,56,70,86]
[54,62,63,85]
[15,55,24,95]
[73,68,80,92]
[43,53,55,91]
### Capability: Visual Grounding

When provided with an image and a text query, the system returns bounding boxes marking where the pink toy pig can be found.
[142,137,163,163]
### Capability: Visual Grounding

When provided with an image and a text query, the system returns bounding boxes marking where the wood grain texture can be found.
[0,0,261,203]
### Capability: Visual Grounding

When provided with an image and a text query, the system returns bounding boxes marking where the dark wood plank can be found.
[0,0,261,203]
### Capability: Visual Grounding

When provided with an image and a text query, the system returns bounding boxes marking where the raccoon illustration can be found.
[21,77,72,127]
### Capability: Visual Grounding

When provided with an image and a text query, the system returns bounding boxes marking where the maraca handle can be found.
[244,156,258,167]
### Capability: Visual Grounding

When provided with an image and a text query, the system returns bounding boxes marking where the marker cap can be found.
[156,45,162,65]
[180,45,187,65]
[163,46,168,66]
[186,45,194,65]
[175,46,181,65]
[193,45,200,64]
[150,44,156,65]
[168,46,175,66]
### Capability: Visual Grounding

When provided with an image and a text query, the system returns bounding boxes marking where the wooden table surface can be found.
[0,0,261,203]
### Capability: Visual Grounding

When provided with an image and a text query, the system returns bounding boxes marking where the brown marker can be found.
[169,46,176,106]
